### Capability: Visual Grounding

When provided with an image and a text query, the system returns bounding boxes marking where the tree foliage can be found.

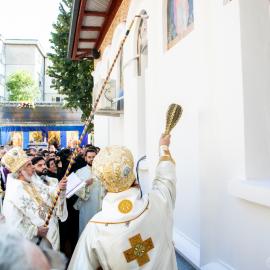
[47,0,93,121]
[6,70,39,102]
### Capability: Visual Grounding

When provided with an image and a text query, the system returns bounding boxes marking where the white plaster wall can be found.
[200,1,270,269]
[94,114,124,148]
[239,0,270,180]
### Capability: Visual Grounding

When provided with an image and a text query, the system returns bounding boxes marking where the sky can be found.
[0,0,61,53]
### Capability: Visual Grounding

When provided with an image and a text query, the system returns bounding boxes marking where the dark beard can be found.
[36,169,47,176]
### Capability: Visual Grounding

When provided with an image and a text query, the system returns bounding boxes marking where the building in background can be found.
[44,58,64,102]
[0,37,64,102]
[0,35,5,100]
[4,39,46,101]
[68,0,270,270]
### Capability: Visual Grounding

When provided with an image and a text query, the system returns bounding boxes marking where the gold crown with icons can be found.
[1,147,30,173]
[92,145,135,193]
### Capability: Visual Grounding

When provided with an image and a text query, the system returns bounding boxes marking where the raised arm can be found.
[152,134,177,210]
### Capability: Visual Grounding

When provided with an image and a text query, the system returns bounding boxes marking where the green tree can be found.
[48,0,93,121]
[6,70,39,102]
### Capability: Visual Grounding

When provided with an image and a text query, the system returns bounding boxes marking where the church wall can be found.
[93,0,270,269]
[240,0,270,179]
[94,114,124,148]
[200,0,270,269]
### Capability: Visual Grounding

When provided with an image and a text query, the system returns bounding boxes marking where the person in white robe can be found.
[74,148,105,235]
[68,134,177,270]
[1,147,68,251]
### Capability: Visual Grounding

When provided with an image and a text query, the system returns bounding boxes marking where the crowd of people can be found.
[0,133,177,270]
[0,143,102,268]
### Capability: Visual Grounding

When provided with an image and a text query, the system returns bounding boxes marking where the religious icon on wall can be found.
[67,131,79,148]
[29,131,43,143]
[167,0,194,49]
[48,131,60,147]
[10,132,23,147]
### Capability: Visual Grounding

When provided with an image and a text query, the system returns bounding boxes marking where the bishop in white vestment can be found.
[68,134,177,270]
[1,148,68,251]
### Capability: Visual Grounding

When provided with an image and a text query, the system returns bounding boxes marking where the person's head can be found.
[84,149,97,166]
[46,158,57,174]
[29,148,37,156]
[58,148,72,162]
[0,225,51,270]
[77,146,83,154]
[1,148,33,181]
[48,144,56,153]
[92,146,135,192]
[32,156,47,176]
[26,153,35,159]
[15,160,34,181]
[48,152,56,159]
[41,150,49,159]
[95,146,100,153]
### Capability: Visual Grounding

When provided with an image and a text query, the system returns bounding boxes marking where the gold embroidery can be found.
[159,155,175,164]
[123,234,154,267]
[90,201,149,225]
[23,183,49,220]
[118,199,133,214]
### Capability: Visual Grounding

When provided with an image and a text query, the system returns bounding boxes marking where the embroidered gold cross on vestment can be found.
[123,234,154,266]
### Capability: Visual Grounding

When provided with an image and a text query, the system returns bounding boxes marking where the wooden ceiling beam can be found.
[81,26,101,31]
[84,11,107,17]
[79,38,97,42]
[77,48,92,52]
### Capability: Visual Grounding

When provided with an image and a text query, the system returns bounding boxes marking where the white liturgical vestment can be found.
[68,159,177,270]
[3,174,67,250]
[74,165,104,235]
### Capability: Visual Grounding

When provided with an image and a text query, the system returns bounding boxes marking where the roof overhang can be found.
[67,0,124,60]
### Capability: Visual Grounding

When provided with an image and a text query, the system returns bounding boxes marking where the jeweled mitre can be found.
[1,147,29,173]
[92,145,135,193]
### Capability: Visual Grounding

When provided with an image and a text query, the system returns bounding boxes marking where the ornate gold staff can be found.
[164,103,183,135]
[38,15,144,238]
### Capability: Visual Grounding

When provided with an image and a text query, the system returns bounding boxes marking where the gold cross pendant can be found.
[123,234,154,267]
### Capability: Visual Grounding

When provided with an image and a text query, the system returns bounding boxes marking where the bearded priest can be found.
[68,134,177,270]
[1,147,68,251]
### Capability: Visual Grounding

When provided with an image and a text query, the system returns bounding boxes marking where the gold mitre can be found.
[1,147,29,173]
[92,145,135,193]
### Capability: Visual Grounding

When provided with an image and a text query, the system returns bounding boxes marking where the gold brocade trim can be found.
[23,182,44,205]
[90,200,149,225]
[23,182,49,221]
[123,234,154,267]
[118,199,133,214]
[159,155,175,164]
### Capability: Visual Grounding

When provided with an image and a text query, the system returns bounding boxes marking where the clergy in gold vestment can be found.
[1,147,68,251]
[68,134,177,270]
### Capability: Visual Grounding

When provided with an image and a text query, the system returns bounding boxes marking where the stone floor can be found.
[176,252,196,270]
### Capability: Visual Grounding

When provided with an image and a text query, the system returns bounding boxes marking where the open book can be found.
[66,172,86,199]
